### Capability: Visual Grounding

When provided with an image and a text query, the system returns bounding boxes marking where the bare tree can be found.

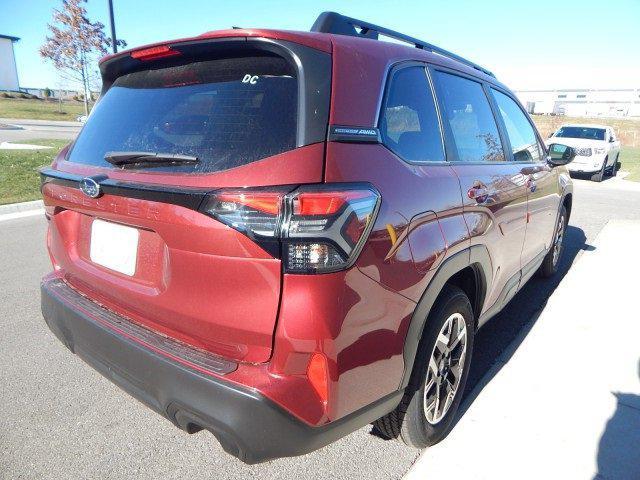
[40,0,126,115]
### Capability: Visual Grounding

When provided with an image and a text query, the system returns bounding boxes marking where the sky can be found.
[1,0,639,92]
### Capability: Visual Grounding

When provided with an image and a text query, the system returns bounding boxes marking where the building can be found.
[0,34,20,91]
[515,89,640,118]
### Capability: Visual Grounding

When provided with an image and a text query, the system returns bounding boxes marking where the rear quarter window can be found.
[379,66,445,163]
[67,56,298,173]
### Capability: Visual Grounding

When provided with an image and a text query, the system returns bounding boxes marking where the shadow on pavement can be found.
[593,360,640,480]
[458,224,591,418]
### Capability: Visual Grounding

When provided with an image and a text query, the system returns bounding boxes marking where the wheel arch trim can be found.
[399,245,491,389]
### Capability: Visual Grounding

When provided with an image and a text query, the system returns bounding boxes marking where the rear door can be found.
[489,88,558,271]
[42,40,331,363]
[430,68,528,313]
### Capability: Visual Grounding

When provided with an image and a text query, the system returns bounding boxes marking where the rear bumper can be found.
[41,277,401,463]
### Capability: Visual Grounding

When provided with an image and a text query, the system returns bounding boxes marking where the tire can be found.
[538,205,567,278]
[592,161,606,182]
[611,154,618,177]
[373,285,474,448]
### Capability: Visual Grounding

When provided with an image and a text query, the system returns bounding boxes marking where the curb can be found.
[0,123,23,130]
[0,141,54,150]
[0,118,82,128]
[0,200,44,221]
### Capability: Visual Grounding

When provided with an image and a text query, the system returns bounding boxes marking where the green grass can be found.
[620,146,640,182]
[0,139,68,205]
[0,98,89,121]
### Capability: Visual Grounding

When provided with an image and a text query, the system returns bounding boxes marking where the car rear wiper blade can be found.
[104,151,199,168]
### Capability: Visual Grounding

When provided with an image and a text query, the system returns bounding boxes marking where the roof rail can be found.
[311,11,495,78]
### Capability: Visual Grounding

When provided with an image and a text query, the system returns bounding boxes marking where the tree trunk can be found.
[80,51,89,116]
[82,88,89,116]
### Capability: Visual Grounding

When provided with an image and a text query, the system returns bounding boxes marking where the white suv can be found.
[546,124,620,182]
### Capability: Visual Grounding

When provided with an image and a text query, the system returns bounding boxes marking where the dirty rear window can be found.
[67,56,298,173]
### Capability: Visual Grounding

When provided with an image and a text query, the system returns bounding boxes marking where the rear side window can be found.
[491,89,543,162]
[432,71,505,163]
[67,56,298,173]
[380,67,444,163]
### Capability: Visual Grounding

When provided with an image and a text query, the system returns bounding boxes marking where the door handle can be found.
[467,183,489,204]
[526,176,537,192]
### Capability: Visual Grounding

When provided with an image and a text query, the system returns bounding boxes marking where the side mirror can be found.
[609,137,615,143]
[547,143,576,166]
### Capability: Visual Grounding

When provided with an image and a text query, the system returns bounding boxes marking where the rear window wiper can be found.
[104,151,199,168]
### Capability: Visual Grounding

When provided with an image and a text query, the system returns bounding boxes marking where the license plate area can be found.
[90,219,139,276]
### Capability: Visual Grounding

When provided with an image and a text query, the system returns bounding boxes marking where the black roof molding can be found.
[0,34,20,42]
[311,11,494,78]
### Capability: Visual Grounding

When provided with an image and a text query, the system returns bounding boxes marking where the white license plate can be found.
[90,219,139,276]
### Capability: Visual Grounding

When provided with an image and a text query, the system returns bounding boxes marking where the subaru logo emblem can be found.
[80,177,101,198]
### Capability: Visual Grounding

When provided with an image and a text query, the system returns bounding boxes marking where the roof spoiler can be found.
[311,11,495,78]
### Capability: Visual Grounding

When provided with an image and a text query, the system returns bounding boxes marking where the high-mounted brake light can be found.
[200,184,380,274]
[131,45,180,61]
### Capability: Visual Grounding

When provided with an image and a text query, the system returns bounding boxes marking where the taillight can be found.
[282,186,379,273]
[200,184,380,274]
[205,190,285,237]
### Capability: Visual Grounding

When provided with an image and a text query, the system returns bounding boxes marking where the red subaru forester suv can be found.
[40,12,575,463]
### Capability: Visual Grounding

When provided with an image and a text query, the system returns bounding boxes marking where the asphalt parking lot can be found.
[2,175,640,479]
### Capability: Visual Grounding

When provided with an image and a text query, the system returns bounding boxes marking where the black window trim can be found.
[375,61,449,166]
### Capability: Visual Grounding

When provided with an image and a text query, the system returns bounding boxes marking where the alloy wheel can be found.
[552,214,565,267]
[423,313,468,425]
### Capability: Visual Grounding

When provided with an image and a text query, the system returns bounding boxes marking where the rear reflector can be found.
[131,45,180,61]
[200,184,380,274]
[307,353,329,405]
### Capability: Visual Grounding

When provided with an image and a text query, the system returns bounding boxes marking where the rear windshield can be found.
[555,126,605,141]
[67,56,298,173]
